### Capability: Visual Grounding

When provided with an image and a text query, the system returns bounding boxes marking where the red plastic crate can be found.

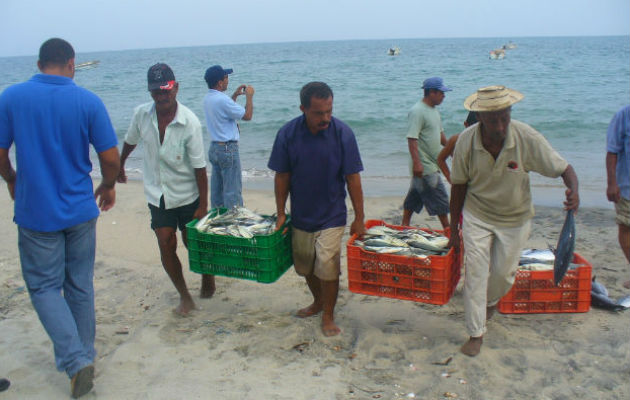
[346,220,460,305]
[498,253,592,314]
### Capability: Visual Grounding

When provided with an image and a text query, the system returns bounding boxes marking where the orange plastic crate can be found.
[498,253,592,314]
[347,220,460,305]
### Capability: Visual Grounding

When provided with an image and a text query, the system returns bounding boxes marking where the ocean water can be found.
[1,36,628,208]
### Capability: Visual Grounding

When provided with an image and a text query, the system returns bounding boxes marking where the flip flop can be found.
[0,378,10,392]
[71,365,94,398]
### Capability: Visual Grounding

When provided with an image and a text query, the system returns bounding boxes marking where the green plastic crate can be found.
[186,208,293,283]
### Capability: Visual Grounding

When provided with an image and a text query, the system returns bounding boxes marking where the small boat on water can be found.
[76,60,100,71]
[387,47,400,56]
[502,41,517,50]
[489,49,505,60]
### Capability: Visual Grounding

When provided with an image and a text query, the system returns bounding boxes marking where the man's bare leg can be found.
[438,214,450,230]
[402,209,413,226]
[155,227,195,315]
[181,228,216,298]
[320,279,340,336]
[619,224,630,289]
[200,275,216,298]
[296,273,322,317]
[461,336,483,357]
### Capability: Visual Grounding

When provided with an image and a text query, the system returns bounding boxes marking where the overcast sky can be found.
[1,0,628,57]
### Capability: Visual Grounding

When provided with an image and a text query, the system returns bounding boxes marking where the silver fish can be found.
[553,209,576,285]
[591,277,628,311]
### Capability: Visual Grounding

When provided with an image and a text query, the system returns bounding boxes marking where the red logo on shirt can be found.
[507,161,518,169]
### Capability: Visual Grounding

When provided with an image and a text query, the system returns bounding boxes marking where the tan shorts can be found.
[292,226,345,281]
[615,196,630,227]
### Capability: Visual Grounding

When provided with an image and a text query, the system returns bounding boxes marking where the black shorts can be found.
[403,173,449,216]
[148,196,200,231]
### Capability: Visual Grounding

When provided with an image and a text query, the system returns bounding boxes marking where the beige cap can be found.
[464,85,524,112]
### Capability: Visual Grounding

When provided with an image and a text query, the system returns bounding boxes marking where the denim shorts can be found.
[403,172,449,216]
[149,196,199,231]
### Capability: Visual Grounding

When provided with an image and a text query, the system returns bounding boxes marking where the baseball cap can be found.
[147,63,176,91]
[422,77,452,92]
[204,65,233,87]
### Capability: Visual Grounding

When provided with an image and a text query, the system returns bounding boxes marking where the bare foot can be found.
[624,280,630,289]
[200,275,216,298]
[296,303,322,318]
[174,297,196,316]
[486,305,497,320]
[461,336,483,357]
[321,316,341,337]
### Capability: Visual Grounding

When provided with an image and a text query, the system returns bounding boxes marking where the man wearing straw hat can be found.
[448,85,580,356]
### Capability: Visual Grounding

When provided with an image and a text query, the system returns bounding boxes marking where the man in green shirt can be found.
[402,77,451,229]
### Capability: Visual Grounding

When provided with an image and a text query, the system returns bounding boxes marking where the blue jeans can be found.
[18,218,97,378]
[209,141,243,209]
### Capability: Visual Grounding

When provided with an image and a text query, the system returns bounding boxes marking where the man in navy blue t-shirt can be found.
[268,82,365,336]
[0,38,120,398]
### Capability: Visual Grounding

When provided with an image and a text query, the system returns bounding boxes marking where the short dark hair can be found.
[300,82,333,108]
[424,88,441,97]
[465,111,478,126]
[39,38,75,68]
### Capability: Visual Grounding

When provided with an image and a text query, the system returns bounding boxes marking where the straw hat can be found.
[463,85,524,112]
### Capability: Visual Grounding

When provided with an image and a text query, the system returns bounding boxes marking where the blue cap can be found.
[422,77,452,92]
[204,65,233,87]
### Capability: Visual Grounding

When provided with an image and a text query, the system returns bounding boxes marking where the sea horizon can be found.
[2,36,629,209]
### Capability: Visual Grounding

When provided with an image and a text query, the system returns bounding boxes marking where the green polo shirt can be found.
[406,100,443,175]
[451,119,568,227]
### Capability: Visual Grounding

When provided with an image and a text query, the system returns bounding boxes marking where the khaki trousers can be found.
[462,211,531,337]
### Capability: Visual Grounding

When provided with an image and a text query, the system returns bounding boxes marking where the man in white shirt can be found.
[118,63,214,315]
[203,65,254,209]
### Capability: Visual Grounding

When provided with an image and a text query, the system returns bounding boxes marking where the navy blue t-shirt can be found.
[0,74,118,231]
[267,115,363,232]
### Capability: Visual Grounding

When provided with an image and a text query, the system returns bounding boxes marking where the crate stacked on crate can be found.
[186,208,293,283]
[346,220,460,305]
[498,253,592,314]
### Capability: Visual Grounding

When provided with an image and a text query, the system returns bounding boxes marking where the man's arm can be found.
[94,146,120,211]
[606,152,620,203]
[117,142,137,183]
[437,135,458,184]
[0,148,16,200]
[274,172,290,230]
[560,164,579,212]
[407,138,424,178]
[346,173,365,236]
[193,167,208,220]
[447,183,468,253]
[242,86,254,121]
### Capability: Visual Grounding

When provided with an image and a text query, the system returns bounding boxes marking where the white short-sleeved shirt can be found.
[203,89,245,142]
[125,101,206,209]
[451,119,568,227]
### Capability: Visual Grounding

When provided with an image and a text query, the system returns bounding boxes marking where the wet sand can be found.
[0,180,629,399]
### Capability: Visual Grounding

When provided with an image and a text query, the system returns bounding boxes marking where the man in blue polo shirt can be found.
[268,81,365,337]
[203,65,254,209]
[0,38,120,398]
[606,105,630,289]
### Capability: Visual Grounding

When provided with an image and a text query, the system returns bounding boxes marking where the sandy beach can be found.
[0,180,629,400]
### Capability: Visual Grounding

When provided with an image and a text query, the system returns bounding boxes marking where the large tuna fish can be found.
[553,209,575,285]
